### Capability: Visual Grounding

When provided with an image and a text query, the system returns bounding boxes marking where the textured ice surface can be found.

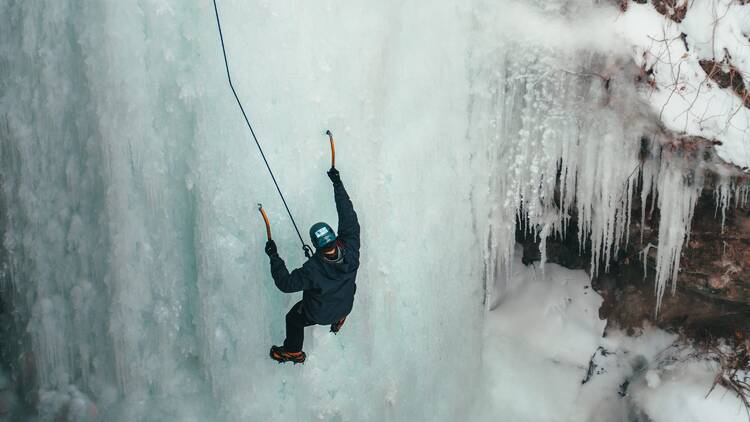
[1,1,482,420]
[1,0,747,420]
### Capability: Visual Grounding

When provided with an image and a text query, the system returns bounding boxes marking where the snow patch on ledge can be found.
[614,0,750,170]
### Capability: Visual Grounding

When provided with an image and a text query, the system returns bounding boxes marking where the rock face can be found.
[677,194,750,306]
[519,182,750,339]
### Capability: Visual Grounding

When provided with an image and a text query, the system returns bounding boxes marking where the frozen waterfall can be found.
[1,0,748,421]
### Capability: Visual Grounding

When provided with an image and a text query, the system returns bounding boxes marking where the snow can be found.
[632,358,749,422]
[614,0,750,170]
[473,250,748,422]
[472,252,606,421]
[0,0,748,420]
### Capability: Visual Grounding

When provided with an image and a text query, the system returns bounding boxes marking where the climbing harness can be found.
[212,0,312,258]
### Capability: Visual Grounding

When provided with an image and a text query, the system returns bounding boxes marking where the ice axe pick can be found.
[326,130,336,168]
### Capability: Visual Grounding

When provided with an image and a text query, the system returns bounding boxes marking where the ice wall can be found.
[1,1,483,420]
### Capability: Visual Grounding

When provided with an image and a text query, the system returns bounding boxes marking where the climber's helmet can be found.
[309,222,337,250]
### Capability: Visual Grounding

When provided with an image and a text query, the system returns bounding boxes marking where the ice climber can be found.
[264,167,360,364]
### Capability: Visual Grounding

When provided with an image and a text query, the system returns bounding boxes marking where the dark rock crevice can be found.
[620,0,687,22]
[700,54,750,109]
[518,173,750,341]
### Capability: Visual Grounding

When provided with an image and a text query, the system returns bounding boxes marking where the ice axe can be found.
[259,203,313,257]
[326,130,336,168]
[258,203,272,241]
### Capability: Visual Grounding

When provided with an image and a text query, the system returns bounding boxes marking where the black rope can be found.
[211,0,312,258]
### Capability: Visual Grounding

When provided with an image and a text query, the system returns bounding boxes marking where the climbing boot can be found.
[270,345,306,364]
[330,316,346,334]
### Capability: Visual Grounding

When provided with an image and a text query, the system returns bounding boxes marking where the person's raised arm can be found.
[327,168,360,251]
[265,240,313,293]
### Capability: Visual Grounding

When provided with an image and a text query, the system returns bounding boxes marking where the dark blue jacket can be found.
[269,179,360,324]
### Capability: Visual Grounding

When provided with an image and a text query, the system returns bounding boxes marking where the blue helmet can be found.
[309,222,336,249]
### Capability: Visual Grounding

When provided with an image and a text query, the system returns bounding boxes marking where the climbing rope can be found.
[211,0,312,258]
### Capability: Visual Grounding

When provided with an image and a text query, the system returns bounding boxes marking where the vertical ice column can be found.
[0,0,113,394]
[1,1,221,417]
[653,156,703,314]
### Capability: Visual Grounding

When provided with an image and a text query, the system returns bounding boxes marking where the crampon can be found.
[270,345,306,364]
[330,317,346,334]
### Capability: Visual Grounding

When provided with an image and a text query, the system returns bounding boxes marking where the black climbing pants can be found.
[283,301,315,352]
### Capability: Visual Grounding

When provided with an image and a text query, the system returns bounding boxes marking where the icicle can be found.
[734,183,750,209]
[641,243,657,281]
[714,177,731,233]
[653,158,703,315]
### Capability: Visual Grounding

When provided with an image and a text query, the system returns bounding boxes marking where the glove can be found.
[265,240,278,257]
[327,167,340,183]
